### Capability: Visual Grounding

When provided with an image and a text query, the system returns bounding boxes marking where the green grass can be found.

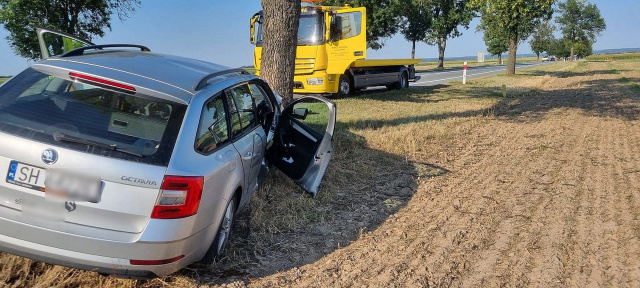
[586,53,640,61]
[0,78,8,85]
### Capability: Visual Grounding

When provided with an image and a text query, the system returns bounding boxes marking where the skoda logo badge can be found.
[41,149,58,165]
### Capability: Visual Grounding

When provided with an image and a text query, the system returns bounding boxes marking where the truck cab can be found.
[251,5,419,97]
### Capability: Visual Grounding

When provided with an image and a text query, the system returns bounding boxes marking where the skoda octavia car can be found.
[0,28,336,278]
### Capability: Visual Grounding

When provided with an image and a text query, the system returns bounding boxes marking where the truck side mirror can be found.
[329,15,341,42]
[250,15,259,44]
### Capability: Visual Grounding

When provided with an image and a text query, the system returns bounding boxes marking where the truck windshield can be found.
[255,13,324,46]
[297,14,324,46]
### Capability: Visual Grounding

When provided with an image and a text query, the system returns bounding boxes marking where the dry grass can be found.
[0,78,8,85]
[1,59,639,287]
[415,57,539,72]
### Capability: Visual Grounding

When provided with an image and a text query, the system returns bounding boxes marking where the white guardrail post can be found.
[463,62,467,85]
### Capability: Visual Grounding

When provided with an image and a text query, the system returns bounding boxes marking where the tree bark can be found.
[437,38,446,69]
[411,40,416,59]
[260,0,301,106]
[570,45,575,62]
[507,37,518,75]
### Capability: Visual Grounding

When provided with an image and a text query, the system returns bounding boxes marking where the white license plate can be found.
[6,161,46,192]
[6,161,102,203]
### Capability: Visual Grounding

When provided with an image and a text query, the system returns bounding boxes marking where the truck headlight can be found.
[306,78,324,86]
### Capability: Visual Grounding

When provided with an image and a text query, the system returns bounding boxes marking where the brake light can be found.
[68,72,136,93]
[130,255,185,266]
[151,176,204,219]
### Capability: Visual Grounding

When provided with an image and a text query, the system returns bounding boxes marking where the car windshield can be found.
[0,68,186,166]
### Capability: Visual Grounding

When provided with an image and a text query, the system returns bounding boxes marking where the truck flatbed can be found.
[352,59,421,68]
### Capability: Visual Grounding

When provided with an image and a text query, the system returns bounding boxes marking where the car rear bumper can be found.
[0,215,218,278]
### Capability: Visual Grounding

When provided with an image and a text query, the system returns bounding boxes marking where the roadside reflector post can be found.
[463,62,468,84]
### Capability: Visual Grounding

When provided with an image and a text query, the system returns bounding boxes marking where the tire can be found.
[388,71,409,90]
[335,74,353,98]
[201,197,236,264]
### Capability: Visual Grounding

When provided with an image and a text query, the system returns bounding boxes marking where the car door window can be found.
[226,84,257,138]
[249,83,274,127]
[195,95,230,154]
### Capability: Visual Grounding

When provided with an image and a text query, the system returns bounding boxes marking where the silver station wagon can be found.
[0,29,336,278]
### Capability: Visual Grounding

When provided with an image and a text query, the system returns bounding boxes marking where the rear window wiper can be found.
[53,132,144,158]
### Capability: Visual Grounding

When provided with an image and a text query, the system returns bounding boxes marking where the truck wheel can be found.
[335,74,353,98]
[201,197,236,264]
[389,71,409,90]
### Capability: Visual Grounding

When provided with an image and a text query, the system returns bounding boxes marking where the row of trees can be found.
[528,0,605,61]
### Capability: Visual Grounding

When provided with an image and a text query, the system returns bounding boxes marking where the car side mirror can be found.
[292,107,309,120]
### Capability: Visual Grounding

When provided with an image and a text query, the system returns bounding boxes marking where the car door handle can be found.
[242,152,253,160]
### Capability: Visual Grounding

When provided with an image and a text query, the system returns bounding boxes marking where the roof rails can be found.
[61,44,151,57]
[194,69,251,91]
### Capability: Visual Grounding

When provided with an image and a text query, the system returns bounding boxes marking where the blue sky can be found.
[0,0,638,76]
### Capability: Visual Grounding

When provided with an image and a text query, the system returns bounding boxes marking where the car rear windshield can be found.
[0,68,186,166]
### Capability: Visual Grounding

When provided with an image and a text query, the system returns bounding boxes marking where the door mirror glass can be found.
[285,98,329,135]
[329,14,340,42]
[292,107,309,120]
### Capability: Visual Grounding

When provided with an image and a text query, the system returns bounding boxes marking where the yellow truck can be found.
[250,4,421,96]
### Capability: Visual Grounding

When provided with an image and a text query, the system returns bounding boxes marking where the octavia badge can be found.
[42,149,58,165]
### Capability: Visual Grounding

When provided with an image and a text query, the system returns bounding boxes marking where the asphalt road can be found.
[412,62,552,87]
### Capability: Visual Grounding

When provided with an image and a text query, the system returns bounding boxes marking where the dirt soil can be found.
[234,62,640,287]
[0,61,639,287]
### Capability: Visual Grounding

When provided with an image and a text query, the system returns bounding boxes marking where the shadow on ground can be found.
[162,128,449,285]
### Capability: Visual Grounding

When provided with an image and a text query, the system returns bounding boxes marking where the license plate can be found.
[6,161,46,192]
[6,161,102,203]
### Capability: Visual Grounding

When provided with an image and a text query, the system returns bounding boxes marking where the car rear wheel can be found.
[201,197,236,264]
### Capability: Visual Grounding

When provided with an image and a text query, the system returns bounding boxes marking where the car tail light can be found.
[151,176,204,219]
[69,72,136,94]
[130,255,185,266]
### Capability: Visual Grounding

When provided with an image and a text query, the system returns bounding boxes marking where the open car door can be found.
[269,96,336,197]
[36,27,94,59]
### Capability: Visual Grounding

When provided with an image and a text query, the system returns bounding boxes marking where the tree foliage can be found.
[556,0,605,60]
[473,0,555,74]
[321,0,400,50]
[397,0,432,58]
[425,0,475,68]
[478,16,508,62]
[529,21,555,59]
[0,0,139,60]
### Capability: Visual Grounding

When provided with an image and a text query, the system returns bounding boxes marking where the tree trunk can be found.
[411,40,416,59]
[498,54,502,65]
[536,52,540,60]
[570,45,575,62]
[507,37,518,75]
[437,38,446,69]
[260,0,301,106]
